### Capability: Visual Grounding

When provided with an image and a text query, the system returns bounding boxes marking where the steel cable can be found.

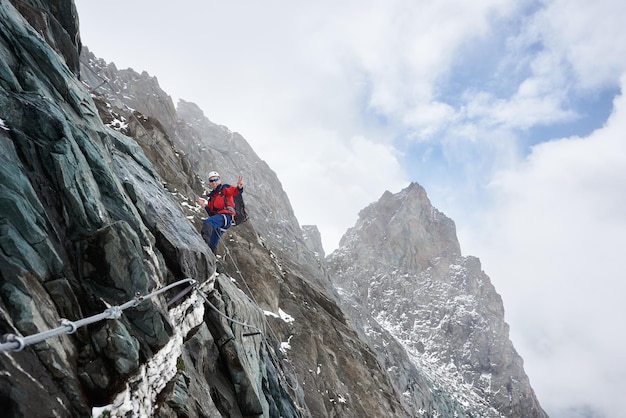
[0,278,196,353]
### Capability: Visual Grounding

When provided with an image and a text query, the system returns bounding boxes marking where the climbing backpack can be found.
[232,192,249,226]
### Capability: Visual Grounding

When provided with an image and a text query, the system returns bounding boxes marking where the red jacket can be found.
[205,184,242,216]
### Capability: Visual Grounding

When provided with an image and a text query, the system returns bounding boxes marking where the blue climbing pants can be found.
[201,214,232,254]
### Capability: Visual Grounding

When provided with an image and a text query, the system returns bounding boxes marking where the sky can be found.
[74,1,626,417]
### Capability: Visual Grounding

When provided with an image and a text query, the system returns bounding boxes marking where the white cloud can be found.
[402,101,456,139]
[326,0,515,116]
[276,126,406,251]
[530,0,626,90]
[462,87,575,131]
[465,77,626,418]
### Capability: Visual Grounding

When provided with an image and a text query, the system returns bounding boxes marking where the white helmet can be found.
[208,171,220,179]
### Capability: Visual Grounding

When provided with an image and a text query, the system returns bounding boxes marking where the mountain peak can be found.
[338,181,460,270]
[328,184,547,418]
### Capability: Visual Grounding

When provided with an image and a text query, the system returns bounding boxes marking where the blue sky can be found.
[75,1,626,416]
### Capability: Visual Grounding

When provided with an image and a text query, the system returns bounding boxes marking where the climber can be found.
[196,171,244,255]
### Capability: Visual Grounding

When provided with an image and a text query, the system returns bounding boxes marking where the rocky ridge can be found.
[328,183,547,417]
[79,49,323,282]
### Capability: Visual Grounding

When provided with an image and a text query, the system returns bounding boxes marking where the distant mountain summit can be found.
[335,182,460,270]
[328,182,547,417]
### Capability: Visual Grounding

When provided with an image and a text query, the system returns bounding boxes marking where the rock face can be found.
[328,183,547,417]
[79,49,321,279]
[0,1,547,417]
[0,1,215,416]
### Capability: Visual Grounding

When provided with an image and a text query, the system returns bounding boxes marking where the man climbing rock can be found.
[196,171,244,255]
